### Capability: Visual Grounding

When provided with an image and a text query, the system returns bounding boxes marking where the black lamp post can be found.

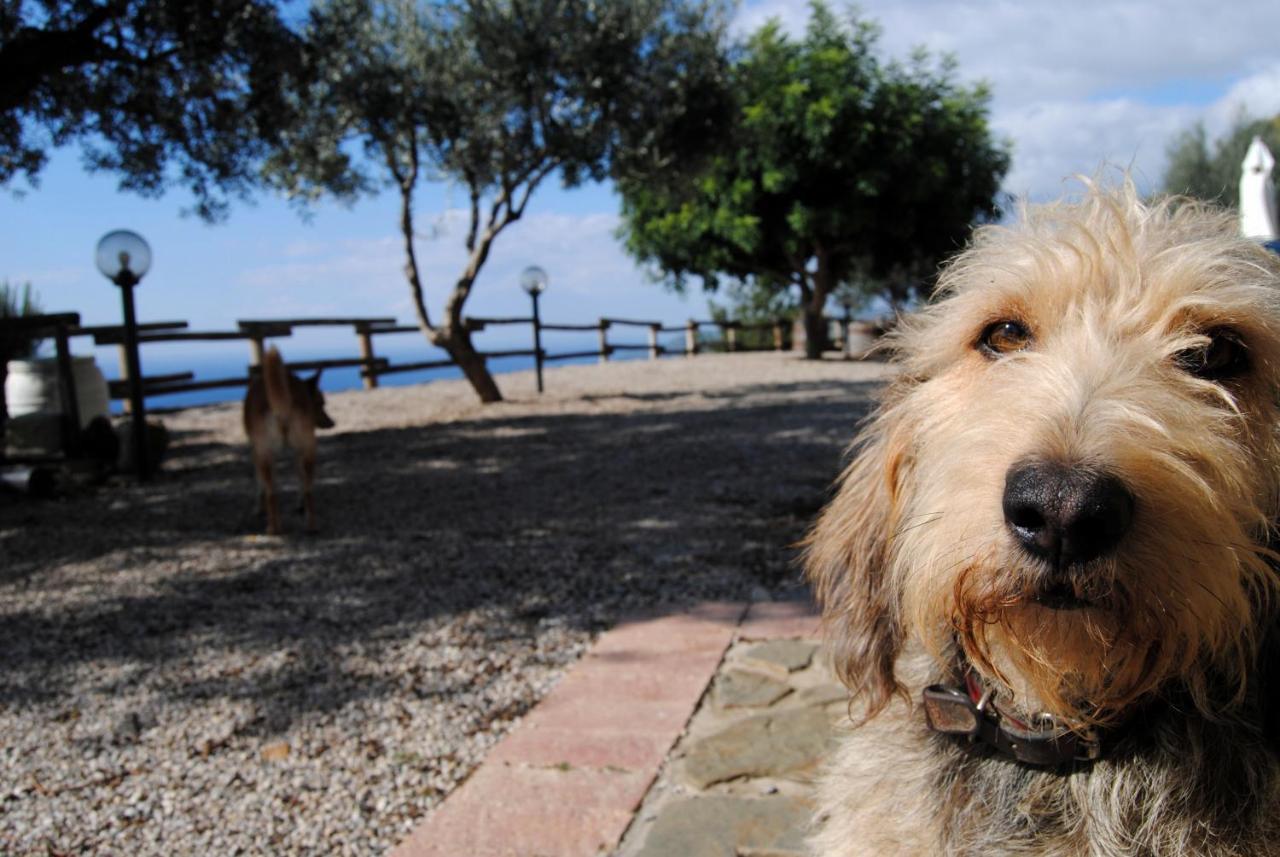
[95,230,152,480]
[521,265,549,393]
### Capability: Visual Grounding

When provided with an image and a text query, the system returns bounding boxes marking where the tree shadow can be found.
[0,377,880,736]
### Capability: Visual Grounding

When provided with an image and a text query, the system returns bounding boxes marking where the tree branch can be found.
[390,129,437,338]
[511,161,556,219]
[465,170,481,253]
[0,2,126,113]
[485,185,509,234]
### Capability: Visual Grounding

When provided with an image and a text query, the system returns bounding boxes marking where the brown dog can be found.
[243,346,334,535]
[805,181,1280,855]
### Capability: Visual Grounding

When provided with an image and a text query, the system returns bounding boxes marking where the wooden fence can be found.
[63,311,865,406]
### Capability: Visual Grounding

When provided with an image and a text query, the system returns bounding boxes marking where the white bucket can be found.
[844,322,879,359]
[5,356,110,428]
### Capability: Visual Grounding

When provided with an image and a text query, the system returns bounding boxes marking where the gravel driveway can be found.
[0,351,888,855]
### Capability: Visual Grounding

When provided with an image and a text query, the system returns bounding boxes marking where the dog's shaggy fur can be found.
[805,181,1280,856]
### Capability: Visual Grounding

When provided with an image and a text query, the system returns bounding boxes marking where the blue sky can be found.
[4,0,1280,358]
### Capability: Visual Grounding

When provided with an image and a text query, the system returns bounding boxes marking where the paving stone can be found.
[390,763,652,857]
[715,668,793,708]
[486,724,675,770]
[796,683,848,707]
[568,649,727,702]
[742,640,818,673]
[631,795,809,857]
[593,602,746,657]
[681,707,834,788]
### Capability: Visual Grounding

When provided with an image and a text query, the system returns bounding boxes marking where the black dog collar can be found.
[922,673,1102,767]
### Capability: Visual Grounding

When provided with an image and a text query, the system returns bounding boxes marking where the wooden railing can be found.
[61,311,867,406]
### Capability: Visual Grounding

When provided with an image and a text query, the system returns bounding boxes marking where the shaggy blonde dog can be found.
[805,181,1280,856]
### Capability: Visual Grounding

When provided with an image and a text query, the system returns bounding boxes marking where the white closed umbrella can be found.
[1240,135,1278,241]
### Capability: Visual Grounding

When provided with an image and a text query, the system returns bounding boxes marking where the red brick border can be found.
[389,599,818,857]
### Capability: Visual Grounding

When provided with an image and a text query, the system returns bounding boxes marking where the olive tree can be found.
[618,2,1010,357]
[1,0,305,219]
[267,0,732,402]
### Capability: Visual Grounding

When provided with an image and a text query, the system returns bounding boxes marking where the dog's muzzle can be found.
[922,673,1102,767]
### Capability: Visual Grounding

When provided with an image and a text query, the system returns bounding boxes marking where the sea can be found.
[77,325,699,412]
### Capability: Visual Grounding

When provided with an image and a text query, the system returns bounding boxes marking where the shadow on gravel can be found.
[0,378,880,729]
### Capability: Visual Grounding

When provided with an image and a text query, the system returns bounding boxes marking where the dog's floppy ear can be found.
[804,401,911,718]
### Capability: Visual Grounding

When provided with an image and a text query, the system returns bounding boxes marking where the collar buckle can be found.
[922,681,1102,767]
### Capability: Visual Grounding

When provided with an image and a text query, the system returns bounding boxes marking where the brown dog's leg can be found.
[254,447,281,535]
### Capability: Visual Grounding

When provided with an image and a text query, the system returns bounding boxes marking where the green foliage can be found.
[1,0,306,220]
[1162,112,1280,208]
[271,0,733,205]
[268,0,733,401]
[707,278,798,349]
[617,1,1010,355]
[0,281,43,361]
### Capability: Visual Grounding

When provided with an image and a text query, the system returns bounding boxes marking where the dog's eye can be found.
[978,320,1031,357]
[1175,328,1249,381]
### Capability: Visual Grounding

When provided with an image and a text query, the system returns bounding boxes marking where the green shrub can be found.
[0,281,44,362]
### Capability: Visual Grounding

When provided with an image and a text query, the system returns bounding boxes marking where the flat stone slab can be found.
[796,683,847,707]
[390,601,749,857]
[681,706,833,789]
[390,762,652,857]
[742,640,817,673]
[715,668,793,708]
[392,599,827,857]
[630,795,810,857]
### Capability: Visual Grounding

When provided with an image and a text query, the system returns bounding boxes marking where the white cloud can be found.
[995,98,1199,200]
[737,1,1280,199]
[232,208,698,333]
[1203,64,1280,138]
[741,1,1280,107]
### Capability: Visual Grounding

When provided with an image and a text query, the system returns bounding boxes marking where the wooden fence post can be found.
[772,320,785,351]
[685,320,699,356]
[248,334,265,367]
[53,322,83,457]
[355,323,379,389]
[726,323,737,353]
[116,344,132,413]
[598,318,611,363]
[648,324,661,359]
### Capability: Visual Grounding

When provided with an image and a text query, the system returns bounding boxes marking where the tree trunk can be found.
[800,246,837,360]
[439,327,501,403]
[801,307,827,360]
[392,159,505,405]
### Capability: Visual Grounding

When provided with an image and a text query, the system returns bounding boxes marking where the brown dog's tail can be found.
[262,346,292,418]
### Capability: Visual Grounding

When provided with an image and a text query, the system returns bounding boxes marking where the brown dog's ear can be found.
[803,403,910,718]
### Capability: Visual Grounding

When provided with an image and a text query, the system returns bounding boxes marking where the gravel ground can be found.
[0,351,889,856]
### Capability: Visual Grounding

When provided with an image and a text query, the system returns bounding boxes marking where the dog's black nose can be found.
[1002,462,1134,568]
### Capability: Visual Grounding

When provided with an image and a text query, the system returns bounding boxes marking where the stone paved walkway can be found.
[389,600,837,857]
